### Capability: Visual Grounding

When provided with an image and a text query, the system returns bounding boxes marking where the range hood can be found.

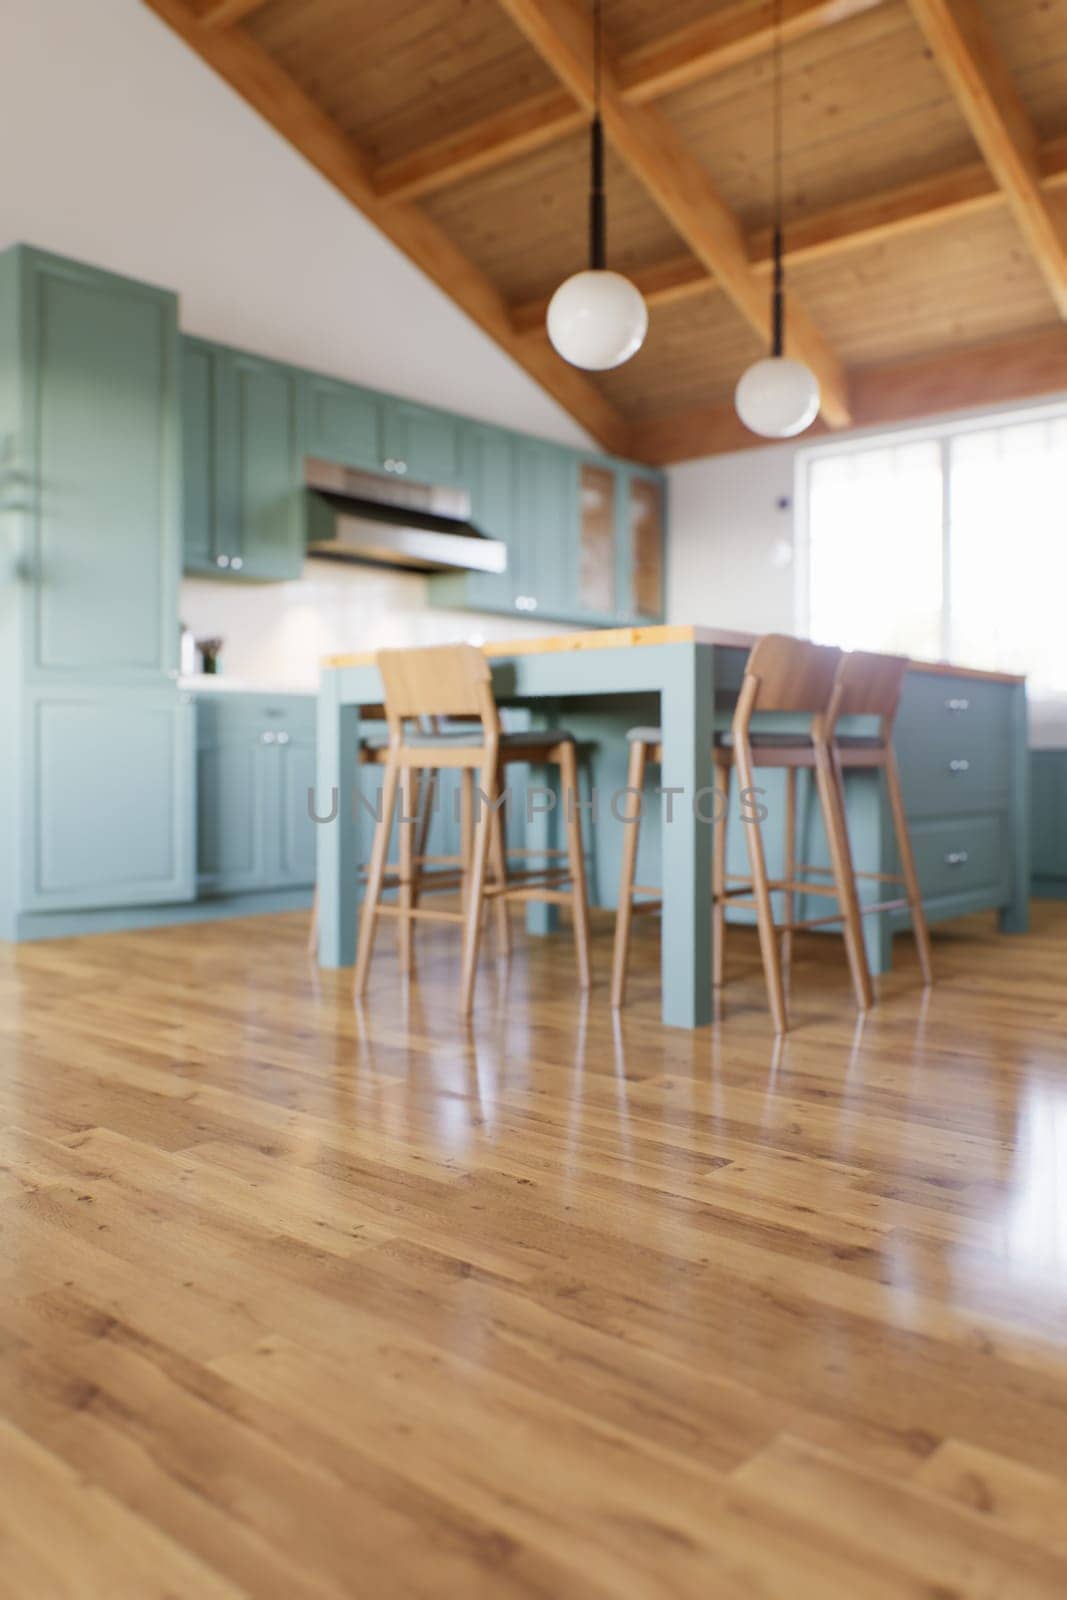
[304,457,507,575]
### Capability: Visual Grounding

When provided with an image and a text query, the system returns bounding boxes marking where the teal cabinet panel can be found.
[22,251,179,678]
[196,694,316,896]
[514,439,577,619]
[24,688,195,911]
[429,423,517,614]
[894,673,1013,818]
[303,374,381,471]
[1031,749,1067,889]
[903,811,1008,905]
[181,339,217,573]
[382,399,463,485]
[227,354,303,580]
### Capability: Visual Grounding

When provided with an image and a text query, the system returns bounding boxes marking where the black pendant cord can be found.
[771,0,785,358]
[589,0,606,270]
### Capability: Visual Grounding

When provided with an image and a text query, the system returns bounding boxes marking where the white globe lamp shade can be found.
[546,269,648,371]
[735,356,820,438]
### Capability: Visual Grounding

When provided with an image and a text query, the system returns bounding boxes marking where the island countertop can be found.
[323,623,1024,686]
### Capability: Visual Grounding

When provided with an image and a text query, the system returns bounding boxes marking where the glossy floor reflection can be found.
[1,904,1067,1595]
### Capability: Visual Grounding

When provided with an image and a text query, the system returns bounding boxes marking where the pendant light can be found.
[546,0,647,371]
[735,0,820,438]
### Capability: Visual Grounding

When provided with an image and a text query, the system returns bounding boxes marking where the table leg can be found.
[659,643,715,1028]
[315,678,360,968]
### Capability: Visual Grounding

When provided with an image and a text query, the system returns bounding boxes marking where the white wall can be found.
[1,0,591,450]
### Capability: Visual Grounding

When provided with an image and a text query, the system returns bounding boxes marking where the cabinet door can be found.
[303,374,382,472]
[577,462,618,621]
[275,730,318,886]
[24,688,195,911]
[1031,752,1067,881]
[181,338,220,574]
[382,399,464,484]
[25,252,180,678]
[514,441,577,619]
[197,719,270,895]
[626,472,665,622]
[226,354,304,580]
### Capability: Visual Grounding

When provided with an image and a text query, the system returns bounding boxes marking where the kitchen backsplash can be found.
[180,562,561,689]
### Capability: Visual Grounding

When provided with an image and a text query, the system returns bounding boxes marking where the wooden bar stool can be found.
[612,635,874,1033]
[354,644,591,1014]
[796,650,933,986]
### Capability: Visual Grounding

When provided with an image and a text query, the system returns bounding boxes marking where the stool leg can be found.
[459,755,497,1016]
[397,765,417,976]
[734,737,788,1034]
[712,756,729,990]
[885,746,933,985]
[307,888,319,957]
[814,743,874,1013]
[782,766,797,977]
[459,768,474,916]
[354,755,400,998]
[490,759,511,955]
[611,737,647,1008]
[560,740,592,990]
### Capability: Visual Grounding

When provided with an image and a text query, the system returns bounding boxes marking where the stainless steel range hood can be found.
[304,457,507,574]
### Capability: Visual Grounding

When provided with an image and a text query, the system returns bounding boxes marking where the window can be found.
[799,407,1067,690]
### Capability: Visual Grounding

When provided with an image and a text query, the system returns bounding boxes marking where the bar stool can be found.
[798,650,933,985]
[612,635,873,1033]
[354,644,591,1014]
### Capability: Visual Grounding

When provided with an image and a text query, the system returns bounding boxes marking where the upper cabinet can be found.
[11,248,181,682]
[182,339,303,581]
[182,334,666,623]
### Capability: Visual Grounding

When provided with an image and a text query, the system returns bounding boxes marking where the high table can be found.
[316,625,1029,1029]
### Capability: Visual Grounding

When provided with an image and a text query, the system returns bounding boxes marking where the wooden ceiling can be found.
[146,0,1067,462]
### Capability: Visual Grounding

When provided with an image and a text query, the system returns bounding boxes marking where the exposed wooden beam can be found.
[618,0,885,103]
[375,0,886,204]
[495,0,851,426]
[630,326,1067,463]
[376,92,583,204]
[198,0,270,27]
[141,0,631,456]
[906,0,1067,318]
[510,136,1067,334]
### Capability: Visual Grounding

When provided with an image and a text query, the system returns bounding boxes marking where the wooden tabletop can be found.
[323,623,1025,685]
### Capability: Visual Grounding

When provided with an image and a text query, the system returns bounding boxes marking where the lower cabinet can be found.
[1032,749,1067,894]
[196,694,316,897]
[22,687,196,912]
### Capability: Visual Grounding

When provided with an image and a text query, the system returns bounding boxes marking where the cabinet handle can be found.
[945,697,970,712]
[383,458,396,472]
[262,731,276,744]
[395,459,407,475]
[944,850,969,866]
[276,731,290,745]
[515,595,538,612]
[230,556,244,571]
[948,758,970,773]
[216,553,230,568]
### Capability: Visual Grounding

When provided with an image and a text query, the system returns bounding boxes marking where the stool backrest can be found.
[831,650,908,731]
[742,634,843,714]
[376,643,500,738]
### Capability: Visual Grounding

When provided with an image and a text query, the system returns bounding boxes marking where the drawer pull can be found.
[945,697,970,712]
[944,850,969,866]
[262,731,277,745]
[948,758,970,773]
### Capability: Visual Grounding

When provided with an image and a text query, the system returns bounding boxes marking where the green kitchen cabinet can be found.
[302,372,382,472]
[181,337,304,580]
[429,422,518,614]
[1031,749,1067,895]
[196,694,317,897]
[7,246,181,681]
[513,438,578,620]
[21,687,196,912]
[621,467,666,624]
[381,397,464,485]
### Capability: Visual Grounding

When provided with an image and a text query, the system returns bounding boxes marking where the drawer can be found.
[196,693,315,746]
[895,674,1013,817]
[905,812,1008,904]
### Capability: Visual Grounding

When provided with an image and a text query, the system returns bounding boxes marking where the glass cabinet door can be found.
[629,475,664,621]
[578,463,617,618]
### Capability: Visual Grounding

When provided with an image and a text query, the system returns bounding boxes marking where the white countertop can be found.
[179,674,316,697]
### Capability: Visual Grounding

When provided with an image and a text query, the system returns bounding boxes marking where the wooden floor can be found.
[2,905,1067,1597]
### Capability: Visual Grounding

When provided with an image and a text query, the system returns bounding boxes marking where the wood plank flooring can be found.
[2,905,1067,1597]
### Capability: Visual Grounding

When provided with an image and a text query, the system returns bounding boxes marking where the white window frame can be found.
[794,398,1067,665]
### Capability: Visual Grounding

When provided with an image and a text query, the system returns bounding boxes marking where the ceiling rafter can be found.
[906,0,1067,318]
[494,0,852,426]
[141,0,633,456]
[374,0,885,204]
[510,134,1067,333]
[198,0,271,26]
[630,326,1067,464]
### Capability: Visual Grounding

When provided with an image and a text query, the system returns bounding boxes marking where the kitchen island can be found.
[316,626,1029,1029]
